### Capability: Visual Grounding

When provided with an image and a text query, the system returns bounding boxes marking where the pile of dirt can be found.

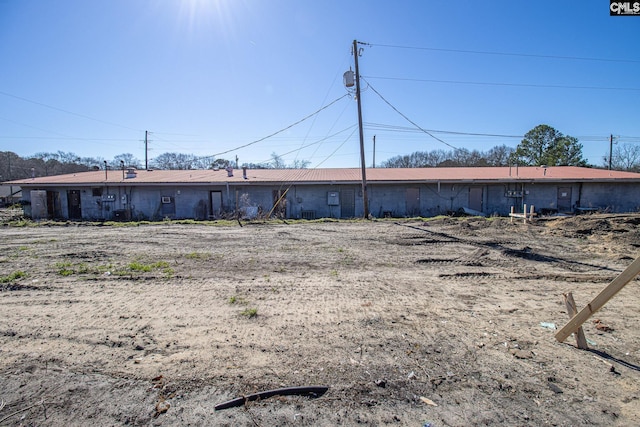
[542,214,640,259]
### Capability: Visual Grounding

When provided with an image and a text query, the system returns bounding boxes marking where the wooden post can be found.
[523,204,527,224]
[529,205,535,223]
[563,292,589,349]
[556,255,640,342]
[510,206,514,223]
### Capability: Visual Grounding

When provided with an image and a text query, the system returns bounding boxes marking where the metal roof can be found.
[4,166,640,187]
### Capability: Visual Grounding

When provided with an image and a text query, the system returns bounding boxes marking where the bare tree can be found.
[382,146,511,168]
[151,152,208,170]
[113,153,142,169]
[604,143,640,171]
[486,145,516,166]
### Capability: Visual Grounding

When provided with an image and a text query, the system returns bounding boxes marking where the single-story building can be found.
[3,166,640,220]
[0,185,21,207]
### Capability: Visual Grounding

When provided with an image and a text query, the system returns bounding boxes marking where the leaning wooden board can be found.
[555,255,640,343]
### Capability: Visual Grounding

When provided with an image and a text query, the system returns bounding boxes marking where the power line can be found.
[365,123,640,145]
[0,90,142,132]
[369,43,640,64]
[0,136,139,142]
[364,76,640,92]
[362,78,457,150]
[236,125,357,166]
[365,122,523,138]
[209,94,350,158]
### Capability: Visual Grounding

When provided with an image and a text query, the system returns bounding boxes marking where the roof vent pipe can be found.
[226,166,233,177]
[243,166,247,180]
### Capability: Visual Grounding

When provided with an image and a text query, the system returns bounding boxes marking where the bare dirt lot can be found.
[1,214,640,426]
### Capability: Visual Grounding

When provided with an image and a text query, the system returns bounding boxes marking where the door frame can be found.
[67,190,82,220]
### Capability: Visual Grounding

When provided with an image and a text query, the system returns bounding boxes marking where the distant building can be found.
[3,166,640,220]
[0,185,21,207]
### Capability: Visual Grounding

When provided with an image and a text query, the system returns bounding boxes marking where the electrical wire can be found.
[0,90,142,132]
[265,126,358,218]
[314,127,358,168]
[362,78,458,150]
[365,122,523,138]
[363,76,640,92]
[290,53,353,167]
[237,125,357,167]
[204,94,350,158]
[369,43,640,64]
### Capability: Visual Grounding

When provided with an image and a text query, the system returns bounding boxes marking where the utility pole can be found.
[373,135,376,168]
[353,39,369,218]
[7,152,13,202]
[608,134,613,170]
[144,130,149,170]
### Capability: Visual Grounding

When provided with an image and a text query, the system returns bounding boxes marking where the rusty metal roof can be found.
[4,166,640,186]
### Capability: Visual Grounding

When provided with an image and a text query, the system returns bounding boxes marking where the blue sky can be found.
[0,0,638,169]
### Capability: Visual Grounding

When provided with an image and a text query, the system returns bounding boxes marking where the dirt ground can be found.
[1,213,640,426]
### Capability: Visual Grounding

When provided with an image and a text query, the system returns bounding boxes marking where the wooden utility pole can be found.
[353,39,369,218]
[144,130,149,170]
[373,135,376,168]
[7,152,13,202]
[608,134,613,170]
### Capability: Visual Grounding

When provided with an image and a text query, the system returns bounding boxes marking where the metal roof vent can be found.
[125,168,137,179]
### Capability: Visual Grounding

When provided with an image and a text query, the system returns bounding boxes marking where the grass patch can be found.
[55,261,76,276]
[228,295,248,305]
[185,252,211,260]
[127,261,153,272]
[0,271,27,283]
[53,261,113,277]
[126,260,173,277]
[240,307,258,318]
[127,260,170,272]
[6,218,35,227]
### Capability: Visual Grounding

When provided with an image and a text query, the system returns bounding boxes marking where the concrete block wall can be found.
[524,184,566,213]
[580,183,640,212]
[18,180,640,220]
[368,183,474,217]
[286,185,358,218]
[485,183,568,215]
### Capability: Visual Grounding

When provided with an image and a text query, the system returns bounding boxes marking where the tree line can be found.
[382,124,640,171]
[0,150,309,181]
[1,125,639,181]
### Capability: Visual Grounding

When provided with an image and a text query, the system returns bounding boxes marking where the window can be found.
[161,196,172,204]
